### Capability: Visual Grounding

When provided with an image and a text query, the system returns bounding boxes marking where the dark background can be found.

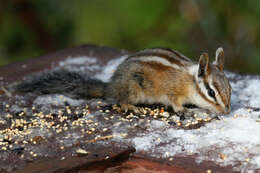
[0,0,260,74]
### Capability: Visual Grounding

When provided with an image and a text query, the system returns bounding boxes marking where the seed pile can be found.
[110,104,215,130]
[0,99,217,158]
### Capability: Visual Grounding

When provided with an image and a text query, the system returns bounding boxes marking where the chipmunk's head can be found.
[195,47,231,114]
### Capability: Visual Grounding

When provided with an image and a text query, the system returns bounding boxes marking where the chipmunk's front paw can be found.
[173,105,185,115]
[120,104,141,114]
[176,111,185,117]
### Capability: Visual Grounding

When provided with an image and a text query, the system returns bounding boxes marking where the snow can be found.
[58,56,101,72]
[33,94,85,107]
[94,55,127,82]
[59,56,97,66]
[3,54,260,171]
[89,55,260,171]
[55,55,260,171]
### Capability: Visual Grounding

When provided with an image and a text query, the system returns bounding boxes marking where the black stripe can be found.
[204,82,217,102]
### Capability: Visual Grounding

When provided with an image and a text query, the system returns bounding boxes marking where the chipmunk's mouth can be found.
[183,103,199,109]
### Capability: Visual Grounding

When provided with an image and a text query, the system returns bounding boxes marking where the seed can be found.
[219,153,227,160]
[103,128,108,132]
[76,148,88,155]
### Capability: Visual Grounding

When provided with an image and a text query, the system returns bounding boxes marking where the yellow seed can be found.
[76,148,88,154]
[219,153,227,160]
[103,128,108,132]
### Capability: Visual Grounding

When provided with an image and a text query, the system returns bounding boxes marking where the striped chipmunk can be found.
[15,47,231,115]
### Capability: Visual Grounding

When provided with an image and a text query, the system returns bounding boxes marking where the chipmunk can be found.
[15,47,231,115]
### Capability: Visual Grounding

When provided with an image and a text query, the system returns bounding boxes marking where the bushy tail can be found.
[15,70,106,99]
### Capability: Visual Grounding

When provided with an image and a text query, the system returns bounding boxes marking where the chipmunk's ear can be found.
[214,47,224,72]
[198,53,209,77]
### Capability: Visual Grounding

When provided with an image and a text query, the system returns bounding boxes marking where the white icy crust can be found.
[58,56,101,72]
[53,55,260,171]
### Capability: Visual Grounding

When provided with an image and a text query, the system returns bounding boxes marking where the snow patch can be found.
[57,56,260,171]
[58,56,101,72]
[95,55,127,82]
[7,54,260,171]
[33,94,84,107]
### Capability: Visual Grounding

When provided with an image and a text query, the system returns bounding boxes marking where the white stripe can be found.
[208,77,225,108]
[191,65,215,103]
[129,56,182,70]
[188,64,198,75]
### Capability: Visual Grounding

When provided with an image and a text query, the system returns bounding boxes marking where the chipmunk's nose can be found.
[224,104,231,114]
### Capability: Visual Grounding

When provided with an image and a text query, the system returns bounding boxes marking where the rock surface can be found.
[0,45,260,172]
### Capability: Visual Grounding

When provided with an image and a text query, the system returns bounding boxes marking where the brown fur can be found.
[106,58,193,113]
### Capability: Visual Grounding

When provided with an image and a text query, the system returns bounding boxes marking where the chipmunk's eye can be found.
[208,88,215,98]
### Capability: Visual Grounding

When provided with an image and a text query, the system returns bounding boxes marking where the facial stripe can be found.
[191,75,223,113]
[204,82,217,102]
[202,77,216,103]
[213,82,227,107]
[196,75,224,110]
[195,79,216,106]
